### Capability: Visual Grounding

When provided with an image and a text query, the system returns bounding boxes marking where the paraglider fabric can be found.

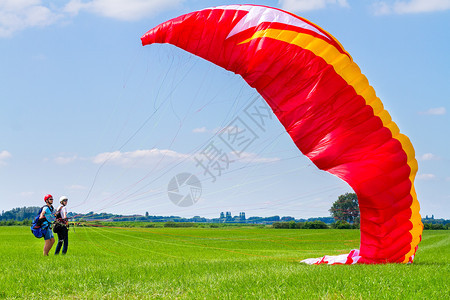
[141,4,423,264]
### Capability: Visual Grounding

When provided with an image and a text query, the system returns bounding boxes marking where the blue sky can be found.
[1,0,449,219]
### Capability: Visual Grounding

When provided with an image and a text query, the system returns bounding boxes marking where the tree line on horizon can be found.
[1,193,448,229]
[0,206,335,224]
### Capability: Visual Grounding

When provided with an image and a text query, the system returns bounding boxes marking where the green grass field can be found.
[0,226,448,299]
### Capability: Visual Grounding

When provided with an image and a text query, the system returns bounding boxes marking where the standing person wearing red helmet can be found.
[39,194,56,256]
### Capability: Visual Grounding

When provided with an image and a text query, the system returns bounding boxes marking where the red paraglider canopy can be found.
[141,4,423,264]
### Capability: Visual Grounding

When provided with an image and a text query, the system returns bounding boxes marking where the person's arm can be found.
[34,208,46,227]
[61,207,67,219]
[39,208,46,219]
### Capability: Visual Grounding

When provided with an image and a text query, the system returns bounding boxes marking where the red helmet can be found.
[44,194,53,202]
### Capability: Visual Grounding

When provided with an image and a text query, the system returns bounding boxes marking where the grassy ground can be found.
[0,226,448,299]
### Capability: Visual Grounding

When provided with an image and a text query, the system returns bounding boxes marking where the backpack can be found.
[53,206,64,234]
[30,206,52,238]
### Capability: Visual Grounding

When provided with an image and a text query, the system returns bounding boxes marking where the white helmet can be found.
[60,196,68,203]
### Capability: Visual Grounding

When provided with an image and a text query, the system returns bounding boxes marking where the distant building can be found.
[219,212,246,223]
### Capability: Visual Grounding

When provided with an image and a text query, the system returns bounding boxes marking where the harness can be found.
[54,206,69,227]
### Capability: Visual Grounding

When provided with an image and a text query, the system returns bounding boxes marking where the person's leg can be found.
[43,229,55,256]
[43,238,55,256]
[62,227,69,254]
[55,231,63,255]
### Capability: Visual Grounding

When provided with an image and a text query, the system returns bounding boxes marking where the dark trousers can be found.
[55,226,68,254]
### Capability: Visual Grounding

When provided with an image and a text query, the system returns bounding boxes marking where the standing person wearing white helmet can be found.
[54,196,69,255]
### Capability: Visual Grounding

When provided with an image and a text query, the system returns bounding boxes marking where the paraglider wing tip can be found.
[141,20,174,46]
[141,28,158,46]
[141,33,150,46]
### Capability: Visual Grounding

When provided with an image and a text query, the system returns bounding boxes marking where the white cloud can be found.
[67,184,87,190]
[279,0,349,12]
[0,150,11,159]
[0,150,12,165]
[54,155,78,165]
[236,152,281,164]
[192,127,208,133]
[64,0,184,21]
[417,173,436,180]
[92,149,189,167]
[89,148,280,169]
[0,0,63,37]
[215,125,250,135]
[0,0,184,37]
[419,107,446,115]
[373,0,450,15]
[193,126,249,135]
[19,191,34,197]
[419,153,440,161]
